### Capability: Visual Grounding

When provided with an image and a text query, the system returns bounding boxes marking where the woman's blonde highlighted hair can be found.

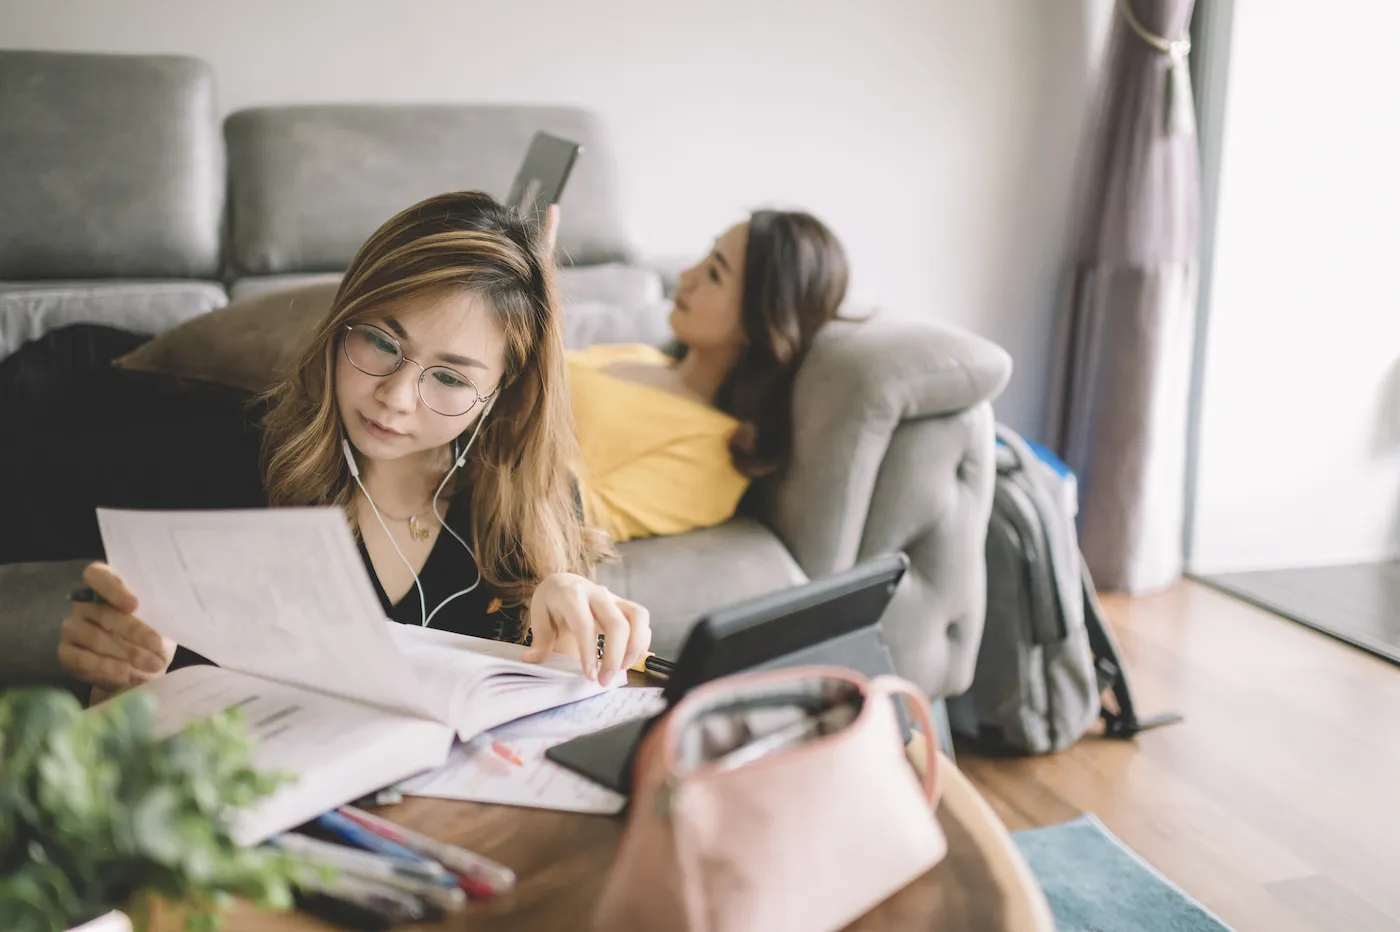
[259,191,605,611]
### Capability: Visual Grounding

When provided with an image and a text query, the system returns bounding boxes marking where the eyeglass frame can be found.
[341,322,500,417]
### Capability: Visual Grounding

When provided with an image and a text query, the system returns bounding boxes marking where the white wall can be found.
[1,0,1112,437]
[1189,0,1400,573]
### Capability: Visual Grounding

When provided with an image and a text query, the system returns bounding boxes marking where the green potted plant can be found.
[0,687,302,932]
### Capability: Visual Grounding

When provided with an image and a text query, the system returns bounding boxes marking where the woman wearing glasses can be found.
[55,192,652,699]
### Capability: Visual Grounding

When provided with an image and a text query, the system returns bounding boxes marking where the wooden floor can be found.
[957,579,1400,932]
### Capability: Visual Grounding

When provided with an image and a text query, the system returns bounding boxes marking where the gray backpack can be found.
[948,426,1178,754]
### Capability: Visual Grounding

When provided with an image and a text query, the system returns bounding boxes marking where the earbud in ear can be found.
[455,394,499,469]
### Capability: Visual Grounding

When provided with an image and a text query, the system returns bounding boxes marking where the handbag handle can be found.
[873,676,942,808]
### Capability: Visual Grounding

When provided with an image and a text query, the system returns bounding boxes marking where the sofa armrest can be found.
[750,318,1012,697]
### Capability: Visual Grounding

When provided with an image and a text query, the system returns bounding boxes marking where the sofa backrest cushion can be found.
[225,104,636,278]
[0,51,224,280]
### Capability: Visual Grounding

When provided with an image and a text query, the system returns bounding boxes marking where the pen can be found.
[314,811,443,867]
[491,740,524,767]
[629,651,674,679]
[713,715,822,773]
[295,865,429,925]
[339,805,517,896]
[293,890,395,931]
[273,832,459,887]
[69,586,106,605]
[335,809,497,900]
[273,834,465,912]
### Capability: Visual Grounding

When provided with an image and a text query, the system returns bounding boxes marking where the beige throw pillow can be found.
[114,281,338,394]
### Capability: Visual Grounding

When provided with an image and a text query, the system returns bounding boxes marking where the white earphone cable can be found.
[349,462,430,627]
[423,395,495,627]
[342,394,497,628]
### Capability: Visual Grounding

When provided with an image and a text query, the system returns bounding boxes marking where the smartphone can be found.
[504,131,582,225]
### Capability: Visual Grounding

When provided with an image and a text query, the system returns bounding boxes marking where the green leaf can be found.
[0,687,296,931]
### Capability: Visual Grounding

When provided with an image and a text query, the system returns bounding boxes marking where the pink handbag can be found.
[593,665,947,932]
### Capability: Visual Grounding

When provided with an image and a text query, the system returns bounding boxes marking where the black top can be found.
[356,495,521,640]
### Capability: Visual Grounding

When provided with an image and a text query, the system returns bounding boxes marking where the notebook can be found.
[96,507,621,846]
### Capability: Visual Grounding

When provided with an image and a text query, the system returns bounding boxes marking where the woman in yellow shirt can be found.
[569,210,849,543]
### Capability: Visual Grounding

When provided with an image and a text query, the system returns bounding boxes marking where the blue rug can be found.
[1012,814,1234,932]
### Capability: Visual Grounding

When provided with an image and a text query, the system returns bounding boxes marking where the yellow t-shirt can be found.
[568,344,749,543]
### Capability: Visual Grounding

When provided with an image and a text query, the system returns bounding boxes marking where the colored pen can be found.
[314,810,445,867]
[272,832,464,902]
[335,809,496,900]
[337,807,500,900]
[491,740,524,767]
[339,805,517,896]
[274,828,464,912]
[295,865,428,925]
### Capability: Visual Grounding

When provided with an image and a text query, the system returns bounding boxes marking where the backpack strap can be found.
[1079,563,1184,738]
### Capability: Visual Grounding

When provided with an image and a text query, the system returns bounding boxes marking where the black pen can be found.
[643,654,674,679]
[293,890,395,931]
[69,586,107,605]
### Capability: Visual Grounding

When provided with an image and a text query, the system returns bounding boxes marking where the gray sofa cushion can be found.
[229,273,343,302]
[0,560,90,694]
[0,281,227,360]
[229,268,672,351]
[557,264,662,306]
[0,51,224,280]
[595,517,807,656]
[562,300,673,350]
[230,263,662,307]
[225,104,636,277]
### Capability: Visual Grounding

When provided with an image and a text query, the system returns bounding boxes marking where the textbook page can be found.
[387,625,626,740]
[137,665,453,845]
[97,507,439,722]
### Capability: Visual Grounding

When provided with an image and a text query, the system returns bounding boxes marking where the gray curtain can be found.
[1046,0,1200,594]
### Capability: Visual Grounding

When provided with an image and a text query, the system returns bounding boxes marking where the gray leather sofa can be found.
[0,50,1012,705]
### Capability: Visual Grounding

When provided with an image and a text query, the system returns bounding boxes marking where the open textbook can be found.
[95,507,623,846]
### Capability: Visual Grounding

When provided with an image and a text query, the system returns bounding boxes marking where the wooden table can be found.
[194,742,1053,932]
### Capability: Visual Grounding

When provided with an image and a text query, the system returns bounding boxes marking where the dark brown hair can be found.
[260,191,608,610]
[712,209,850,477]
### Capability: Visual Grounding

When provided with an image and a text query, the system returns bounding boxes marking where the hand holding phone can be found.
[541,203,561,255]
[505,131,582,229]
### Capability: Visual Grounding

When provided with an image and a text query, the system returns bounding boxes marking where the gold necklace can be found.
[359,493,437,542]
[406,515,434,542]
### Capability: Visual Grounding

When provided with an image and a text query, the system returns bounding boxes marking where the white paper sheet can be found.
[96,507,438,722]
[399,686,666,814]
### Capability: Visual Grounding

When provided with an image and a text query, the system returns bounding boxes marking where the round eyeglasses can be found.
[342,323,497,417]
